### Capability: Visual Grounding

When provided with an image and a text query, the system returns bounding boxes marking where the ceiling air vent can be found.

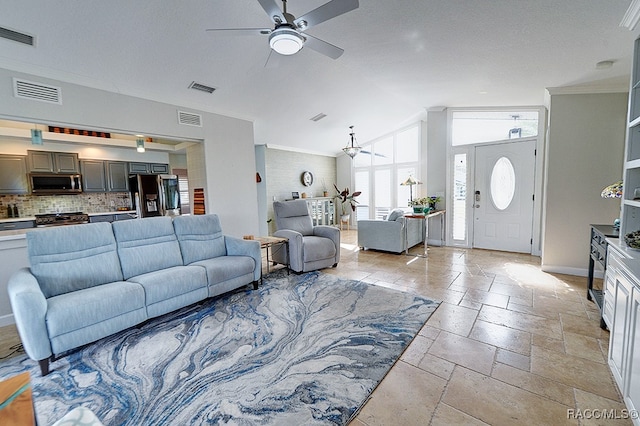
[0,27,35,46]
[178,110,202,127]
[188,81,216,94]
[309,113,327,122]
[13,78,62,104]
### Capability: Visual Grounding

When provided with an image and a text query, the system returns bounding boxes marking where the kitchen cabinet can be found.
[106,161,128,192]
[150,163,169,174]
[0,155,28,194]
[81,160,107,192]
[80,160,128,193]
[0,220,34,231]
[89,215,114,223]
[129,162,170,174]
[27,150,79,173]
[89,212,136,223]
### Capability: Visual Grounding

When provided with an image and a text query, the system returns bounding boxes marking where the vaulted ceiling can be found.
[0,1,636,156]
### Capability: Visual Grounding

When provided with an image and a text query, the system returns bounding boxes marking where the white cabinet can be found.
[622,37,640,239]
[607,243,640,424]
[625,289,640,414]
[304,197,336,226]
[608,253,633,386]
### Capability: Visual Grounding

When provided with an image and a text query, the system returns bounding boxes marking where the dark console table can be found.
[588,224,619,329]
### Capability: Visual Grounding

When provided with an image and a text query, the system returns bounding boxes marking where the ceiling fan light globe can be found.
[269,29,304,55]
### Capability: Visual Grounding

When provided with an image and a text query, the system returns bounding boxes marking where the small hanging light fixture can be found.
[342,125,361,159]
[136,135,145,153]
[31,125,43,145]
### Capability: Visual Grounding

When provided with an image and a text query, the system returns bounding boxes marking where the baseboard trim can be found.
[0,313,15,327]
[540,264,603,279]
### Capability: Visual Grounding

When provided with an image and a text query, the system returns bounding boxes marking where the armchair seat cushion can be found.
[303,236,337,262]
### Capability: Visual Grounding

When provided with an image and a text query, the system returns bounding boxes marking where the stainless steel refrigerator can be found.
[129,174,181,217]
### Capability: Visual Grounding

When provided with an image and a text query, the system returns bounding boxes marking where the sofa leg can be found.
[332,263,338,268]
[252,280,259,290]
[38,357,50,376]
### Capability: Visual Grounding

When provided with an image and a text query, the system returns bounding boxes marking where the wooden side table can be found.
[255,236,289,282]
[0,372,35,426]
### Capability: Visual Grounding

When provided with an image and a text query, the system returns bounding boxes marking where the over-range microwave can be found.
[29,173,83,194]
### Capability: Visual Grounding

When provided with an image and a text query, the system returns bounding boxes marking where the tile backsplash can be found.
[0,192,132,219]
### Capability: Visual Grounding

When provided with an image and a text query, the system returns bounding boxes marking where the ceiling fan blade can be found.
[303,34,344,59]
[294,0,359,30]
[257,0,286,24]
[264,49,286,68]
[206,28,272,36]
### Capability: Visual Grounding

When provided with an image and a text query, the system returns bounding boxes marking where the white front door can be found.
[472,140,536,253]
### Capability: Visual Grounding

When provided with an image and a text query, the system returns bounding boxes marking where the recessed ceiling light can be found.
[596,60,615,69]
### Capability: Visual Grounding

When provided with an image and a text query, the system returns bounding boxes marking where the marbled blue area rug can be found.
[0,270,439,425]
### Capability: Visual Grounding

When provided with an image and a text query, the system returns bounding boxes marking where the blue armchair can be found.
[272,200,340,273]
[357,209,424,253]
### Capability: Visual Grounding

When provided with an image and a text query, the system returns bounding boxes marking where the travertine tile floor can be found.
[0,230,629,425]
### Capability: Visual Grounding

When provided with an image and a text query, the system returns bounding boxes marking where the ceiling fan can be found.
[206,0,359,59]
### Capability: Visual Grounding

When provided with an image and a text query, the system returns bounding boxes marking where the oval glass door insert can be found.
[490,156,516,210]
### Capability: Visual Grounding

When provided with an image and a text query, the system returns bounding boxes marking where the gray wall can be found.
[542,92,627,275]
[0,67,258,237]
[426,111,447,244]
[265,147,336,234]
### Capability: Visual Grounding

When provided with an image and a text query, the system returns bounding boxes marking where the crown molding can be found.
[546,82,629,96]
[621,0,640,31]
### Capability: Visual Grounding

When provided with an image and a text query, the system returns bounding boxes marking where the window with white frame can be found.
[354,124,421,219]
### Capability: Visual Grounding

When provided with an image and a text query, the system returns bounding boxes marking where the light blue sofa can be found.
[357,209,425,253]
[8,214,260,376]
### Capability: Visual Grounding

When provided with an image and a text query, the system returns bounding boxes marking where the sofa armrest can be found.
[8,268,51,362]
[313,225,340,263]
[225,236,261,281]
[357,219,405,253]
[273,229,303,272]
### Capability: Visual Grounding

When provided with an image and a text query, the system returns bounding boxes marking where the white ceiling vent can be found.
[178,110,202,127]
[0,27,35,46]
[188,81,216,94]
[13,78,62,104]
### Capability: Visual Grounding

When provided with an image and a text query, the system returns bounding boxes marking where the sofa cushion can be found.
[173,214,227,264]
[46,280,145,338]
[126,265,207,306]
[112,216,184,280]
[302,236,337,262]
[27,222,124,298]
[192,256,255,287]
[273,200,314,236]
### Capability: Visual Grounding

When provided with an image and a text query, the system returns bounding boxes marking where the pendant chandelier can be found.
[342,125,361,159]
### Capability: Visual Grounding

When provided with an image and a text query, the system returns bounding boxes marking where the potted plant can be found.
[428,195,442,210]
[409,197,429,214]
[334,184,361,221]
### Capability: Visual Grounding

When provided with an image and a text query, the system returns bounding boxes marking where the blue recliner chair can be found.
[272,200,340,273]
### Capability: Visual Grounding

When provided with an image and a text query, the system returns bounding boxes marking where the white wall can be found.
[542,92,627,275]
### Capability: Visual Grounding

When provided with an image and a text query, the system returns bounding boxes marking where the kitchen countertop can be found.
[0,216,36,223]
[0,210,137,241]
